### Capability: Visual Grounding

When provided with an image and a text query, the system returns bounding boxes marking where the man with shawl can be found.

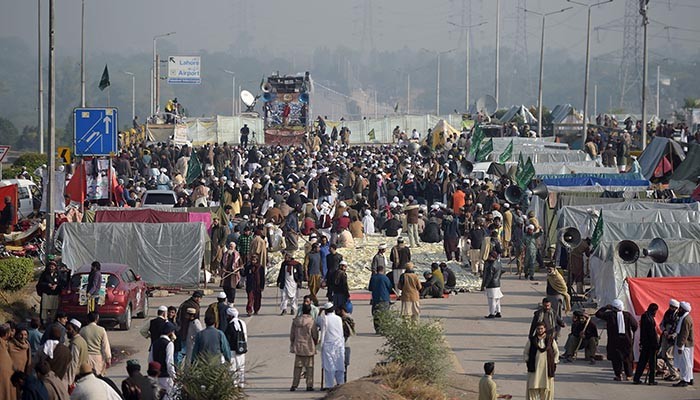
[523,322,559,400]
[243,254,265,316]
[673,301,694,387]
[595,299,638,381]
[545,266,570,325]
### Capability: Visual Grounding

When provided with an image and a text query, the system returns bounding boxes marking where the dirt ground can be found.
[323,371,480,400]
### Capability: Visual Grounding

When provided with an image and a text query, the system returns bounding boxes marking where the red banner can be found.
[95,209,188,224]
[0,184,18,226]
[628,277,700,372]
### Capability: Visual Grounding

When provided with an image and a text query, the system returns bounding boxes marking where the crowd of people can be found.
[3,117,698,400]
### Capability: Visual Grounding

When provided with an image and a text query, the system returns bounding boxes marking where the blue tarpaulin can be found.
[540,176,650,187]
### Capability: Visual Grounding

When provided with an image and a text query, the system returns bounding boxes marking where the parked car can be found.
[141,190,177,208]
[58,263,148,330]
[0,179,40,219]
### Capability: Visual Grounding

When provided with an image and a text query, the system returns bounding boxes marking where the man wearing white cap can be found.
[65,319,88,384]
[224,308,247,388]
[317,303,345,389]
[673,301,694,387]
[595,300,638,381]
[140,306,169,347]
[371,244,387,275]
[659,299,681,380]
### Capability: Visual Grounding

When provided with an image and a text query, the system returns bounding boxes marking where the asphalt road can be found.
[103,263,697,400]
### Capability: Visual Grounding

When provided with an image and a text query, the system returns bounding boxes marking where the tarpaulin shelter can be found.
[58,222,207,286]
[94,208,212,229]
[628,277,700,372]
[423,119,460,148]
[590,227,700,308]
[0,184,18,226]
[499,105,538,124]
[637,137,686,180]
[669,143,700,195]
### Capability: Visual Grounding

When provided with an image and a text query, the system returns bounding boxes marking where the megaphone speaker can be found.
[299,92,309,104]
[559,227,582,249]
[262,92,276,102]
[505,185,524,204]
[643,237,668,263]
[460,160,474,175]
[419,145,433,158]
[528,182,549,200]
[618,240,640,264]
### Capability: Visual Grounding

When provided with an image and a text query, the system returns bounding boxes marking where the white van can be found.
[0,179,40,219]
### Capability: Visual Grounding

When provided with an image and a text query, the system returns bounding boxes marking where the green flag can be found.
[476,138,493,162]
[498,139,514,163]
[186,155,202,185]
[518,156,536,188]
[99,65,110,91]
[368,128,376,141]
[591,213,604,249]
[469,123,484,155]
[515,152,524,184]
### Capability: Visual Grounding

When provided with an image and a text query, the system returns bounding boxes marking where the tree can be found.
[0,117,19,146]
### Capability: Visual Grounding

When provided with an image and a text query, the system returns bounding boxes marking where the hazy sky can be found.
[2,0,699,60]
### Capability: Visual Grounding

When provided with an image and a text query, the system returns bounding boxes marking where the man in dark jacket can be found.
[10,371,48,400]
[277,253,303,316]
[530,298,566,339]
[36,261,64,326]
[595,299,638,381]
[633,303,660,385]
[420,218,442,243]
[442,213,461,261]
[121,360,157,400]
[176,291,203,351]
[481,251,503,319]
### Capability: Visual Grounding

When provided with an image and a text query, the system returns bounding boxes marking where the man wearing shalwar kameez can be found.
[277,253,303,315]
[595,299,638,381]
[673,301,694,387]
[523,322,558,400]
[317,303,345,389]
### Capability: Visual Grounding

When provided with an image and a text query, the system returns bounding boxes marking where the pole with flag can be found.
[367,128,376,141]
[476,138,493,162]
[498,139,513,163]
[186,154,203,185]
[99,64,111,105]
[469,123,484,156]
[590,212,604,249]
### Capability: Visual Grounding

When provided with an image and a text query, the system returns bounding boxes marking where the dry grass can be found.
[0,283,40,323]
[371,362,446,400]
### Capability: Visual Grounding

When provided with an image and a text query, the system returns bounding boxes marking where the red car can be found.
[58,263,149,330]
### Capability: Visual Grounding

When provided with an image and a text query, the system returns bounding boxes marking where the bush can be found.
[0,258,34,291]
[173,355,245,400]
[3,152,48,181]
[375,311,451,385]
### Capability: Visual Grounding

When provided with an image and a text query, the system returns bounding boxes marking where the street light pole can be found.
[568,0,613,150]
[124,71,135,122]
[525,6,572,137]
[495,0,500,108]
[37,0,44,153]
[47,0,56,254]
[80,0,85,107]
[152,32,175,116]
[407,72,410,115]
[224,70,236,116]
[656,64,660,118]
[449,21,487,113]
[436,53,441,116]
[640,0,649,149]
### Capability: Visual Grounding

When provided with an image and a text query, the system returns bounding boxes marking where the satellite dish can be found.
[476,94,498,115]
[240,90,255,107]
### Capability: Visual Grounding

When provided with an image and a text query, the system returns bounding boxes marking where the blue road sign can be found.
[74,107,118,156]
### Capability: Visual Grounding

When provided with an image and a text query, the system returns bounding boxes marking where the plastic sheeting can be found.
[669,144,700,195]
[591,236,700,307]
[58,222,207,286]
[540,176,649,188]
[628,277,700,372]
[637,137,686,180]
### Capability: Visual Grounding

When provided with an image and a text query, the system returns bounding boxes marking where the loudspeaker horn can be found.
[460,159,473,175]
[419,145,433,158]
[505,185,524,204]
[261,81,273,93]
[262,92,276,102]
[558,227,582,249]
[643,237,669,263]
[407,142,420,155]
[618,240,640,264]
[299,92,310,104]
[527,181,549,200]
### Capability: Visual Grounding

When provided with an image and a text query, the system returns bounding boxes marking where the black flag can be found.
[99,65,110,91]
